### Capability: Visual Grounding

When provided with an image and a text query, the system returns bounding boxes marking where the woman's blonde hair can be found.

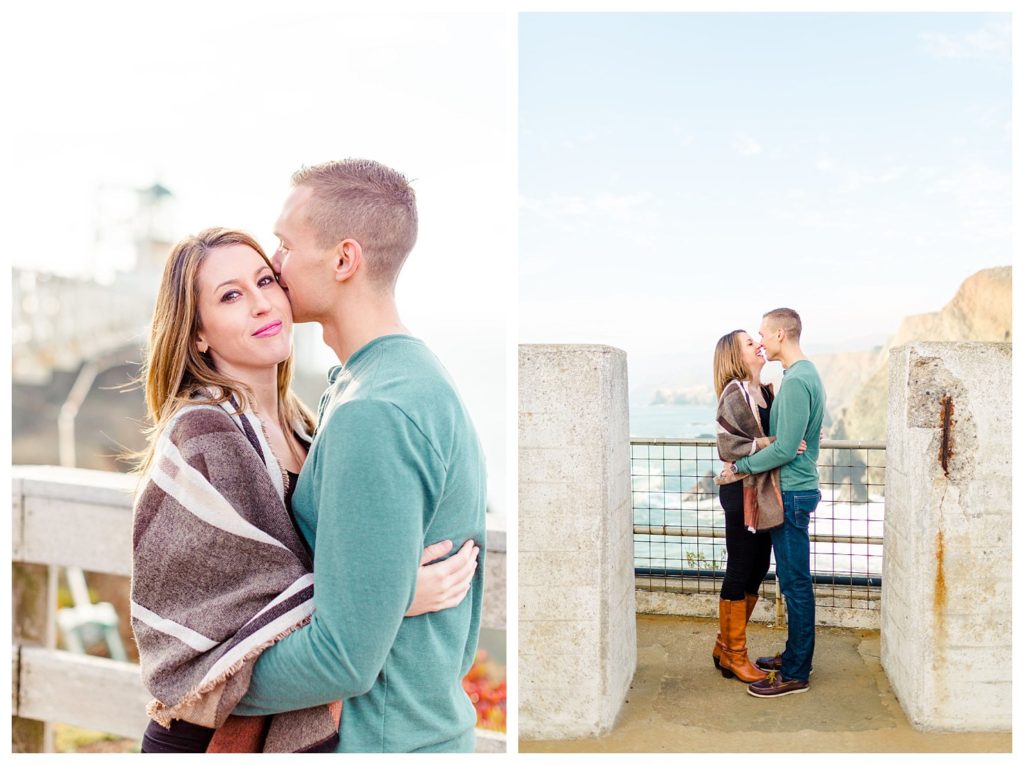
[713,330,752,398]
[133,227,315,475]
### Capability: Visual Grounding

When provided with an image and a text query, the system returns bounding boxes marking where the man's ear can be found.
[333,239,362,283]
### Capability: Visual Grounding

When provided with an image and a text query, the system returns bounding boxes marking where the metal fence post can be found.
[631,438,885,620]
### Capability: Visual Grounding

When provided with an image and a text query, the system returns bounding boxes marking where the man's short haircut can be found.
[763,307,802,341]
[291,159,418,286]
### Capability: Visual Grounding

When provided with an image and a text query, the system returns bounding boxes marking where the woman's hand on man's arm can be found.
[405,539,479,617]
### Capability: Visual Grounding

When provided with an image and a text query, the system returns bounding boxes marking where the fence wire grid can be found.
[632,438,885,610]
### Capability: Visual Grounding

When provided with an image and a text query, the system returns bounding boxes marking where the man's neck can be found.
[778,344,807,370]
[319,293,409,365]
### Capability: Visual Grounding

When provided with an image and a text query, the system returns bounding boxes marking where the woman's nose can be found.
[252,290,272,314]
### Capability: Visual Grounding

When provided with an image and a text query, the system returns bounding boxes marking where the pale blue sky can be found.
[519,12,1011,397]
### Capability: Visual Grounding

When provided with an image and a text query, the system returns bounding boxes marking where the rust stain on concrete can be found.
[933,529,947,700]
[933,530,946,614]
[938,396,954,477]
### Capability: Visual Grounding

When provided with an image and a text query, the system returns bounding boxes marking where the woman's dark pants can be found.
[141,719,214,753]
[719,481,772,601]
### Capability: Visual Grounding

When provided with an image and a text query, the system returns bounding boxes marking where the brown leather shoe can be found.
[756,653,782,672]
[719,599,768,682]
[755,653,814,675]
[714,594,758,670]
[747,671,809,698]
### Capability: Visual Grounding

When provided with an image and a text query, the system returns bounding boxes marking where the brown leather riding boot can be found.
[719,599,768,682]
[713,600,728,669]
[745,592,759,622]
[714,593,758,669]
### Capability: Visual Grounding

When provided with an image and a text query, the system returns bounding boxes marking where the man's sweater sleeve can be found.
[232,399,442,715]
[735,379,810,476]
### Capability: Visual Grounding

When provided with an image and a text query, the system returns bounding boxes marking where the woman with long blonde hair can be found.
[131,228,477,753]
[711,330,802,686]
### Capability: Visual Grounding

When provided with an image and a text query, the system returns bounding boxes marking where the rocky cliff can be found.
[829,266,1011,441]
[809,349,881,423]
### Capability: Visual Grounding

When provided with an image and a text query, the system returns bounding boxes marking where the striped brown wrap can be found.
[715,380,784,532]
[130,401,340,752]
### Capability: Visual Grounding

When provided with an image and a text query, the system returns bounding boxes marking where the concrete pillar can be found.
[882,342,1011,731]
[518,344,636,739]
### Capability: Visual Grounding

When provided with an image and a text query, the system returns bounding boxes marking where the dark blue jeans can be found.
[771,489,820,682]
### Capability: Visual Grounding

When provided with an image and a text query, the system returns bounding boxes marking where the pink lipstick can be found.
[253,320,283,338]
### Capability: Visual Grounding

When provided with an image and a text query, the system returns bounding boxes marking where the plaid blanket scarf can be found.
[715,379,783,532]
[130,399,340,752]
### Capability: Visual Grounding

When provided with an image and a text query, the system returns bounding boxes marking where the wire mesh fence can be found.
[632,438,885,609]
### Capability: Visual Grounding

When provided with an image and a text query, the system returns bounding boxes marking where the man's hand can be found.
[405,539,479,617]
[797,439,807,454]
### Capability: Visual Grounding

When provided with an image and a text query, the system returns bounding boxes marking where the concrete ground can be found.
[520,614,1011,753]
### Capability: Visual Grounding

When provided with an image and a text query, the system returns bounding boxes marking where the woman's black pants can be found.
[141,719,214,753]
[718,481,772,600]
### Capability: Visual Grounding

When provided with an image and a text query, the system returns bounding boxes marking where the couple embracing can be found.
[130,159,487,752]
[712,308,826,698]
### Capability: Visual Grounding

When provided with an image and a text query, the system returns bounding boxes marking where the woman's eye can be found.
[258,275,275,287]
[220,289,241,302]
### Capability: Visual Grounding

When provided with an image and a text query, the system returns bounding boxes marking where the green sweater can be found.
[735,359,825,491]
[233,335,487,752]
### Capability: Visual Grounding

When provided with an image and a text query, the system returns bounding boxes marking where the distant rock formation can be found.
[685,470,719,499]
[809,349,881,422]
[830,266,1011,441]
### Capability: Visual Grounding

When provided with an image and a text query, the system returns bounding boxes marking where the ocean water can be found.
[629,403,884,579]
[633,496,885,578]
[629,403,717,439]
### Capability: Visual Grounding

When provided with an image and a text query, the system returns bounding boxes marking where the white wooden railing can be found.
[11,465,506,753]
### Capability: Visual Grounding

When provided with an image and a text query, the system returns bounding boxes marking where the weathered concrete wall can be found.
[519,344,636,739]
[882,342,1011,731]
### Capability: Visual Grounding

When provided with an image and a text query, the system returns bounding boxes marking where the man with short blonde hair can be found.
[730,307,825,698]
[233,158,487,752]
[762,307,801,340]
[291,159,418,286]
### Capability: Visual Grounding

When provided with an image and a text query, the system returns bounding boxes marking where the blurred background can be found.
[8,4,510,750]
